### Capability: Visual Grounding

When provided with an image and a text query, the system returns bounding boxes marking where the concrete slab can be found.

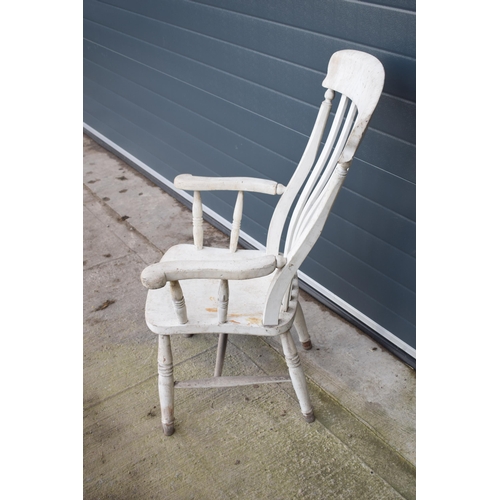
[83,133,415,499]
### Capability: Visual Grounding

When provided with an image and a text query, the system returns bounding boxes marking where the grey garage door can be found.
[83,0,416,364]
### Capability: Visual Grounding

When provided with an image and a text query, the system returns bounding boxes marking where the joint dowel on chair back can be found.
[193,191,203,250]
[229,191,244,253]
[323,88,335,103]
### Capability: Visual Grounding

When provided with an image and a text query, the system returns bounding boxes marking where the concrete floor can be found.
[83,133,416,499]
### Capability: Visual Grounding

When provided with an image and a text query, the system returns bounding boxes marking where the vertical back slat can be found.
[291,100,358,249]
[284,94,349,255]
[265,89,334,255]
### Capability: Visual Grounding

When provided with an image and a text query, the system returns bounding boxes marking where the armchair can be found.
[141,50,385,435]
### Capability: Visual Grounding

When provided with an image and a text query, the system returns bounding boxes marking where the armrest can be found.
[175,174,286,195]
[141,254,287,290]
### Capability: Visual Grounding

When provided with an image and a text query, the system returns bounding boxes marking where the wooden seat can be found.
[141,50,385,435]
[145,245,298,336]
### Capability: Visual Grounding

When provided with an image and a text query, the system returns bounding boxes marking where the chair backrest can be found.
[263,50,385,326]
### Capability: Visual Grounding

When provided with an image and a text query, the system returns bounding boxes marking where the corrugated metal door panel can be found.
[301,256,416,347]
[193,0,415,55]
[83,21,319,133]
[83,0,416,353]
[84,1,415,102]
[344,159,415,221]
[101,0,415,58]
[357,133,415,184]
[306,241,416,324]
[321,216,416,292]
[364,0,415,10]
[83,39,310,164]
[84,17,412,144]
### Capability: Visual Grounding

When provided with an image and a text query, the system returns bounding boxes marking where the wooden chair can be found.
[141,50,385,436]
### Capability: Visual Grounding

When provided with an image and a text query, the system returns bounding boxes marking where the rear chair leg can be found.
[158,335,175,436]
[214,333,228,377]
[280,330,315,423]
[294,301,312,350]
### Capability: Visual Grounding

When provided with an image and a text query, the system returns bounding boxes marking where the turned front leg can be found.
[280,330,315,423]
[158,335,175,436]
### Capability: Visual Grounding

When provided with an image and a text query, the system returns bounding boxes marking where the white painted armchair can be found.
[141,50,385,436]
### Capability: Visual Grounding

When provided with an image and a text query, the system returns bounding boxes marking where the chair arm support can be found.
[141,254,286,290]
[175,174,286,195]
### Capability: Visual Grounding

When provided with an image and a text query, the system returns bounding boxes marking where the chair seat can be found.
[145,244,299,336]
